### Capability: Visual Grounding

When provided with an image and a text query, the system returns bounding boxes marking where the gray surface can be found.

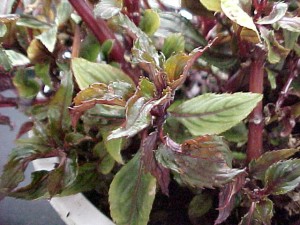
[0,105,65,225]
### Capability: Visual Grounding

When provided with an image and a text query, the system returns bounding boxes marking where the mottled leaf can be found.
[278,16,300,33]
[72,58,134,90]
[13,69,40,99]
[200,0,221,12]
[169,92,262,136]
[188,193,213,220]
[139,9,160,36]
[16,15,52,29]
[257,2,288,25]
[249,148,299,181]
[156,135,245,188]
[263,159,300,195]
[109,153,156,225]
[162,33,185,59]
[35,63,52,88]
[94,0,122,19]
[36,26,58,53]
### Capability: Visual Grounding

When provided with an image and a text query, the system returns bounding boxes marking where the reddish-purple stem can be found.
[124,0,141,25]
[247,48,265,163]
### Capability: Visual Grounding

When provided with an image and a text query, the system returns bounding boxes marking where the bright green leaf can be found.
[139,9,160,36]
[156,135,244,188]
[162,33,185,59]
[257,2,288,25]
[264,159,300,195]
[72,58,134,90]
[109,153,156,225]
[169,92,262,136]
[94,0,122,19]
[36,26,58,52]
[199,0,221,12]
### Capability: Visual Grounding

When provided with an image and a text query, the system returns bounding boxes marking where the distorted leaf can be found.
[278,16,300,33]
[249,148,299,181]
[263,159,300,195]
[139,9,160,36]
[169,92,262,136]
[36,26,58,52]
[199,0,221,12]
[221,0,260,40]
[156,135,244,188]
[109,153,156,225]
[257,2,288,25]
[72,58,134,90]
[94,0,122,19]
[13,69,40,99]
[162,33,185,59]
[188,193,213,220]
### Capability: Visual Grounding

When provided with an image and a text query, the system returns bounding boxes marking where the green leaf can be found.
[0,47,12,70]
[72,58,134,90]
[47,166,64,197]
[0,23,7,37]
[4,50,30,66]
[94,0,122,19]
[263,159,300,195]
[35,63,52,88]
[102,128,124,164]
[13,69,40,99]
[169,92,262,136]
[156,135,245,188]
[162,33,185,59]
[0,0,15,14]
[221,122,248,143]
[139,9,160,36]
[16,15,52,29]
[278,16,300,33]
[109,153,156,225]
[79,33,101,61]
[266,68,277,90]
[221,0,260,41]
[199,0,221,11]
[93,142,115,174]
[260,27,290,64]
[249,148,299,181]
[257,2,288,25]
[55,0,73,25]
[239,199,273,225]
[36,26,58,52]
[188,193,213,220]
[283,29,299,49]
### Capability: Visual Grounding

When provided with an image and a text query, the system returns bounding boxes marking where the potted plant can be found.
[1,0,300,224]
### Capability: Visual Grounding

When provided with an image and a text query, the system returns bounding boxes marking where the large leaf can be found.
[156,135,244,188]
[249,148,299,181]
[168,92,262,136]
[94,0,122,19]
[256,2,288,25]
[71,58,134,90]
[221,0,260,40]
[109,153,156,225]
[263,159,300,195]
[278,16,300,33]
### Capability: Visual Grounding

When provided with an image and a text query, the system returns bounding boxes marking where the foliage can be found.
[1,0,300,224]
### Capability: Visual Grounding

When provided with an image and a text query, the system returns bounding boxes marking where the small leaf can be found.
[199,0,221,12]
[94,0,122,19]
[169,92,262,136]
[4,50,30,67]
[162,33,185,59]
[102,128,124,164]
[13,69,40,99]
[36,26,58,53]
[79,33,101,61]
[221,0,260,41]
[139,9,160,36]
[264,159,300,195]
[93,142,115,174]
[35,63,52,88]
[72,58,134,90]
[221,123,248,143]
[266,68,277,90]
[156,135,245,189]
[55,0,73,25]
[188,193,213,220]
[283,30,299,49]
[109,153,156,225]
[16,14,52,29]
[249,148,299,181]
[278,16,300,33]
[0,47,12,70]
[257,2,288,25]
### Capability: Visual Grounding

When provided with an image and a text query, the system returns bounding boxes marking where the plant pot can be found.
[32,158,115,225]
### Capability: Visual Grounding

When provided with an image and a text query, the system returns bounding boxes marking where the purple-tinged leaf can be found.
[109,153,156,225]
[239,199,273,225]
[263,159,300,195]
[16,121,34,139]
[156,135,245,189]
[256,2,288,25]
[142,131,170,195]
[0,113,13,130]
[215,173,246,224]
[278,16,300,33]
[249,148,299,181]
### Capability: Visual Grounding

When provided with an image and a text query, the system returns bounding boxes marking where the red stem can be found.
[123,0,141,25]
[247,48,265,163]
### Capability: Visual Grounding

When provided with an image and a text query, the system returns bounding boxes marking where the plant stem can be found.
[123,0,141,25]
[247,47,265,163]
[68,0,139,84]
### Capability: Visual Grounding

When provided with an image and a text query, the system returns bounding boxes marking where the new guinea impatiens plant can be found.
[0,0,300,224]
